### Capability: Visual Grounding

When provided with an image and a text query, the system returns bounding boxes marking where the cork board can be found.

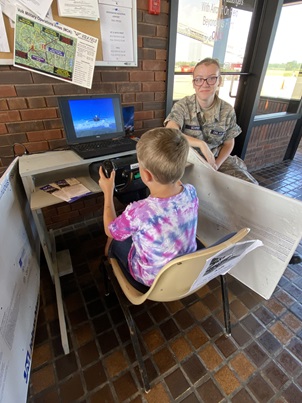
[0,0,137,66]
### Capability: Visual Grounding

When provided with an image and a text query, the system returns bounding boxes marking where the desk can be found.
[19,149,136,354]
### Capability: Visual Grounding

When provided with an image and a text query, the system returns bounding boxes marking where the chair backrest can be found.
[109,227,250,305]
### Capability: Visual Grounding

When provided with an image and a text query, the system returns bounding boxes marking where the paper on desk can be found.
[40,178,92,203]
[188,239,263,293]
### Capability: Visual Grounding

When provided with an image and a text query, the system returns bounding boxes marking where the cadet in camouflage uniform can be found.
[164,58,258,184]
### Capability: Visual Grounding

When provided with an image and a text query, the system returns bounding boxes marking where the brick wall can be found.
[244,120,297,170]
[0,1,170,229]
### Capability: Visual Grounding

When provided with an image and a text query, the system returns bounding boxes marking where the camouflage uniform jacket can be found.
[164,94,241,158]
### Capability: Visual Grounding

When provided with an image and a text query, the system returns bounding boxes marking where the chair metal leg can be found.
[104,260,151,393]
[99,256,110,296]
[220,275,231,335]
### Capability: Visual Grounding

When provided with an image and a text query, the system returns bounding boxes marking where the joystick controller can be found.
[101,160,116,178]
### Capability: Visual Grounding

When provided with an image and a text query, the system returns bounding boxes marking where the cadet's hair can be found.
[194,57,221,73]
[136,128,189,184]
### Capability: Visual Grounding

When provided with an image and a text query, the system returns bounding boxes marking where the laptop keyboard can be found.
[75,138,134,151]
[71,137,137,159]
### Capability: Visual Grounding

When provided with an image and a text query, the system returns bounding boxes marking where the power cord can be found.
[13,143,30,156]
[12,144,71,157]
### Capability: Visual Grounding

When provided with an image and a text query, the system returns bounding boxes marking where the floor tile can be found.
[27,151,302,402]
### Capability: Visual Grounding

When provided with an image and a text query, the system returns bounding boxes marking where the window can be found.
[173,0,255,105]
[257,2,302,115]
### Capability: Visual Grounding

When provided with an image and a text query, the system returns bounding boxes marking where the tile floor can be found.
[27,151,302,403]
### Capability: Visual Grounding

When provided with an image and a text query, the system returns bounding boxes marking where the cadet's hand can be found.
[98,166,116,196]
[198,141,217,169]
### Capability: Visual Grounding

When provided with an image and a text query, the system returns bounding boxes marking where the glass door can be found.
[172,0,256,105]
[257,2,302,115]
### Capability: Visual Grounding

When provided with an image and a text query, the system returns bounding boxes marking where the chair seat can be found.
[102,227,258,392]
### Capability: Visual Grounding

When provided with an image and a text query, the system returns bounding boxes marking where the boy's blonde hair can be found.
[136,128,189,184]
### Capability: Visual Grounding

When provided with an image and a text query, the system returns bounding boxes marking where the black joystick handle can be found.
[101,160,116,178]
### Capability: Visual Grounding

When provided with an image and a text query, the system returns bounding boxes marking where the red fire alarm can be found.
[148,0,160,15]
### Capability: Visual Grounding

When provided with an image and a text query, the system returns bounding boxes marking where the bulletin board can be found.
[0,0,137,67]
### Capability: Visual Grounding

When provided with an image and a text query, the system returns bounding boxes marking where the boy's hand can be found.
[98,166,116,195]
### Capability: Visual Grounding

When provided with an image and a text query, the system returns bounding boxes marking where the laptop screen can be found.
[58,94,125,144]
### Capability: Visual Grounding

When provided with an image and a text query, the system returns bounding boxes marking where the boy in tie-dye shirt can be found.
[98,128,199,289]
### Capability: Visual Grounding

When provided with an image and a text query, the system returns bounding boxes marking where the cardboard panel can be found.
[0,158,40,403]
[182,148,302,299]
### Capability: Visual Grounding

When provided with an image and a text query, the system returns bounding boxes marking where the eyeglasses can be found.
[193,76,219,86]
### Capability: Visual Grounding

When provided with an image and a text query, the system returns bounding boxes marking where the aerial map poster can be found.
[13,6,98,89]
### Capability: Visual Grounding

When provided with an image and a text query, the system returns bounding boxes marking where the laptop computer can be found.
[58,94,137,159]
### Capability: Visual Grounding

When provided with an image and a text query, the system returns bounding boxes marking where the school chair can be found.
[100,227,250,392]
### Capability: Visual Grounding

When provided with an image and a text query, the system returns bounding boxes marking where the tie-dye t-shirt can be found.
[108,183,199,286]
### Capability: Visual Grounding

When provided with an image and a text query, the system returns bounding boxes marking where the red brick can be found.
[122,93,136,103]
[137,0,148,11]
[7,98,27,110]
[25,141,49,153]
[0,110,21,122]
[15,85,54,97]
[0,100,8,110]
[101,72,129,82]
[156,49,167,60]
[155,71,166,81]
[142,60,167,71]
[7,121,44,133]
[0,71,32,84]
[143,101,165,111]
[27,97,47,108]
[57,205,71,214]
[49,139,66,149]
[138,36,143,48]
[88,83,116,94]
[53,84,86,96]
[136,92,154,102]
[0,124,7,134]
[0,85,17,97]
[157,25,168,38]
[116,82,141,93]
[143,118,163,128]
[135,111,153,120]
[27,129,62,142]
[21,108,57,121]
[142,82,166,92]
[44,119,63,130]
[129,71,154,82]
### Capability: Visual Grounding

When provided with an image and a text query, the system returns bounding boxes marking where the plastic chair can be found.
[101,227,250,392]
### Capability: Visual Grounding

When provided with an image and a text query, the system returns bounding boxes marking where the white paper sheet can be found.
[189,240,263,292]
[58,0,99,20]
[0,0,16,21]
[0,5,10,52]
[98,2,133,62]
[17,0,53,19]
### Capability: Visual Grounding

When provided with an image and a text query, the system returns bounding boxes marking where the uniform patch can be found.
[185,124,201,130]
[210,129,225,136]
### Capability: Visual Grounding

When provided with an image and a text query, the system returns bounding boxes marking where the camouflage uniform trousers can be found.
[219,155,258,185]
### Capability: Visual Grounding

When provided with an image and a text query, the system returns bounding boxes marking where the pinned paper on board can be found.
[0,5,10,52]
